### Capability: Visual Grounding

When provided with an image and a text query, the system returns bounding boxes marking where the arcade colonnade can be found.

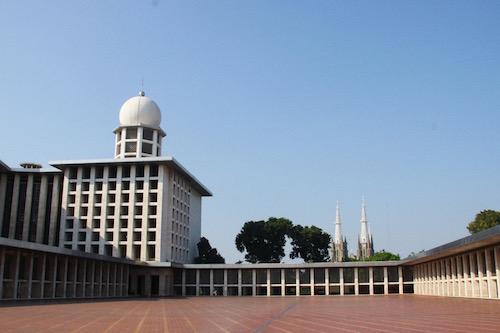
[171,263,414,297]
[0,244,130,300]
[413,244,500,299]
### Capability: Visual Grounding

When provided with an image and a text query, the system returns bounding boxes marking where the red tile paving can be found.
[0,295,499,332]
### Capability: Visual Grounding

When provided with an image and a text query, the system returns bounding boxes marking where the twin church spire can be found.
[330,198,374,262]
[331,201,348,262]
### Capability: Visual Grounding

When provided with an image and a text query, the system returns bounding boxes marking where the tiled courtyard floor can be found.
[0,295,499,333]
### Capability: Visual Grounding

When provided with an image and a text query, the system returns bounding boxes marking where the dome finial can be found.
[139,77,145,96]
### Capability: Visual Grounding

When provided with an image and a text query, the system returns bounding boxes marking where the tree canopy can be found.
[289,225,331,262]
[235,217,293,263]
[366,250,400,261]
[467,210,500,234]
[194,237,225,264]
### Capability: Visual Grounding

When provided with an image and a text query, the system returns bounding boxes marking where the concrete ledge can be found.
[152,260,410,269]
[0,237,141,265]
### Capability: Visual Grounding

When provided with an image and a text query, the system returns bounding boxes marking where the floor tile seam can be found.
[67,300,135,333]
[282,314,386,333]
[20,306,112,333]
[254,300,300,333]
[291,312,444,333]
[205,311,257,331]
[267,319,327,333]
[275,317,357,333]
[300,314,472,330]
[100,302,145,333]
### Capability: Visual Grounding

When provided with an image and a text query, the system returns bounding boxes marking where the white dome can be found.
[119,92,161,128]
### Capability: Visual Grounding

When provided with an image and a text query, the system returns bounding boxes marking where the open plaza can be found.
[1,296,500,332]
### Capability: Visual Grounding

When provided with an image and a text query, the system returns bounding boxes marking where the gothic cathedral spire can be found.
[331,201,348,262]
[358,196,374,260]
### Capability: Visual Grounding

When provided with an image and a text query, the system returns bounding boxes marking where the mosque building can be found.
[0,90,498,300]
[51,91,212,264]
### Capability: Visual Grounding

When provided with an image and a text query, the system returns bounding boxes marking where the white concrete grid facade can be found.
[60,164,161,261]
[58,163,200,264]
[173,266,414,297]
[169,172,192,264]
[414,245,500,299]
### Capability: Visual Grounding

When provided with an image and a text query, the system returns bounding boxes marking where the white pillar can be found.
[469,253,476,297]
[462,255,469,297]
[8,175,20,239]
[369,267,374,295]
[90,261,95,297]
[40,254,46,299]
[51,256,58,298]
[398,266,403,294]
[82,260,87,297]
[495,247,500,299]
[354,268,359,295]
[237,269,242,296]
[27,254,34,299]
[485,249,493,299]
[295,269,300,296]
[477,252,484,298]
[209,269,214,296]
[21,175,34,241]
[340,268,344,296]
[266,269,271,296]
[195,269,200,296]
[35,176,48,244]
[181,270,186,296]
[383,267,388,295]
[106,263,111,296]
[72,259,78,297]
[49,176,61,246]
[456,256,462,297]
[280,269,285,296]
[441,260,446,296]
[450,257,456,297]
[223,269,228,296]
[13,250,20,299]
[325,268,329,296]
[310,268,315,296]
[252,269,256,296]
[445,259,451,296]
[62,257,68,297]
[98,262,104,297]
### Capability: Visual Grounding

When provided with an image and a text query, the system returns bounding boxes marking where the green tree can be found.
[467,210,500,234]
[235,217,293,263]
[194,237,225,264]
[289,225,331,262]
[366,250,400,261]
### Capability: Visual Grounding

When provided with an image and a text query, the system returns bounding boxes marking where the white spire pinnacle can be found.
[361,195,367,222]
[360,196,369,243]
[334,201,342,243]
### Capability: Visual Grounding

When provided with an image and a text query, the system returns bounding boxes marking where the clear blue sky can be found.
[1,1,499,263]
